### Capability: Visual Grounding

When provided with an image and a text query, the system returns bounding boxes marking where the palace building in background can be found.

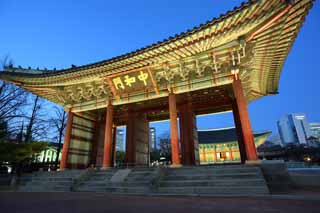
[0,0,313,169]
[198,127,270,164]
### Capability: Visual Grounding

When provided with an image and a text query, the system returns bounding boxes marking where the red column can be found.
[102,103,114,168]
[232,77,258,161]
[179,104,189,165]
[213,146,217,162]
[179,103,197,166]
[203,147,207,163]
[111,126,117,167]
[90,120,99,167]
[232,100,247,163]
[60,111,74,170]
[229,146,234,161]
[125,108,135,166]
[169,92,181,166]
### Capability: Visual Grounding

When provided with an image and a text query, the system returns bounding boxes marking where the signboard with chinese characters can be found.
[110,69,155,95]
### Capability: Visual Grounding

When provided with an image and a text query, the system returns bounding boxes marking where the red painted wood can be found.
[169,92,181,165]
[179,103,197,165]
[125,108,135,165]
[232,78,258,161]
[232,100,247,163]
[102,104,114,168]
[60,111,74,170]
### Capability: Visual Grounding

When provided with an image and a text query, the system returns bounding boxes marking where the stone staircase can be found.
[157,165,269,195]
[75,168,156,194]
[75,169,117,192]
[18,170,83,192]
[16,165,270,195]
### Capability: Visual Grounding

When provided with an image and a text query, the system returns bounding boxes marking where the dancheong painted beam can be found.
[0,0,313,113]
[0,0,313,169]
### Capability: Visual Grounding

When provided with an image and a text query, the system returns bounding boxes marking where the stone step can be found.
[125,176,154,182]
[126,172,154,177]
[19,185,72,192]
[76,185,150,193]
[75,186,108,192]
[165,168,260,175]
[157,186,269,195]
[159,179,266,187]
[79,180,150,187]
[34,171,82,177]
[92,171,115,176]
[89,177,114,181]
[163,172,262,180]
[30,177,74,181]
[26,181,73,186]
[107,186,150,193]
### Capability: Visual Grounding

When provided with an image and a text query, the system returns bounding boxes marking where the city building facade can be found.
[36,143,61,163]
[310,123,320,141]
[277,113,311,146]
[116,128,124,151]
[149,127,156,151]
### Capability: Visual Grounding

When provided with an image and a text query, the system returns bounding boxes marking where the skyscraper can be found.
[116,128,124,151]
[277,113,311,146]
[149,127,156,151]
[310,123,320,141]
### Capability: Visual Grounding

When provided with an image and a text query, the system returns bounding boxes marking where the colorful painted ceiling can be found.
[0,0,314,112]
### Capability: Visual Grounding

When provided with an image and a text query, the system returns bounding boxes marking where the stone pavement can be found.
[1,192,320,213]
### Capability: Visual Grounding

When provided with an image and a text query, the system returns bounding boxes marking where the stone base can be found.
[255,160,291,193]
[169,164,183,168]
[245,160,262,165]
[101,166,113,170]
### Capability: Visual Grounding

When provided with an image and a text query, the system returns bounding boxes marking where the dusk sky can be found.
[1,0,319,140]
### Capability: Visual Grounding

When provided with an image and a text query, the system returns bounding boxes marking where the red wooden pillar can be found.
[203,147,207,163]
[229,146,234,161]
[232,100,247,163]
[213,146,217,162]
[232,77,258,161]
[90,120,99,167]
[102,103,114,168]
[60,111,74,170]
[111,126,117,167]
[179,103,197,165]
[169,92,181,166]
[125,108,135,166]
[179,104,190,165]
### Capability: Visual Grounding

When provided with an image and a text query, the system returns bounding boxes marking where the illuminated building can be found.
[198,127,270,164]
[0,0,313,169]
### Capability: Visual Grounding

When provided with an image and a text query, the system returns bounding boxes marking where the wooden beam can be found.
[147,68,160,95]
[106,77,118,98]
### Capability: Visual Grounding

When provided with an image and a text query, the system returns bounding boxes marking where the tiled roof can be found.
[198,127,270,144]
[2,0,256,77]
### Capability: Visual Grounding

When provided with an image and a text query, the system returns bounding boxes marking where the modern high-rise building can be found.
[116,128,124,151]
[277,113,311,146]
[310,123,320,141]
[149,127,156,151]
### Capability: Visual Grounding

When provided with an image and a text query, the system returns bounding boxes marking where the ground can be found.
[1,192,320,213]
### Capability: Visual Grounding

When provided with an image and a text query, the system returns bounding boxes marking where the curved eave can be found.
[0,0,314,111]
[1,0,295,87]
[246,0,313,102]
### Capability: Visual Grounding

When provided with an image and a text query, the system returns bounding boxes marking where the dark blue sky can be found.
[1,0,319,138]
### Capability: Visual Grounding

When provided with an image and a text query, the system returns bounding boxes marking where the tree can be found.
[24,95,49,143]
[0,141,48,174]
[49,106,67,169]
[0,56,28,141]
